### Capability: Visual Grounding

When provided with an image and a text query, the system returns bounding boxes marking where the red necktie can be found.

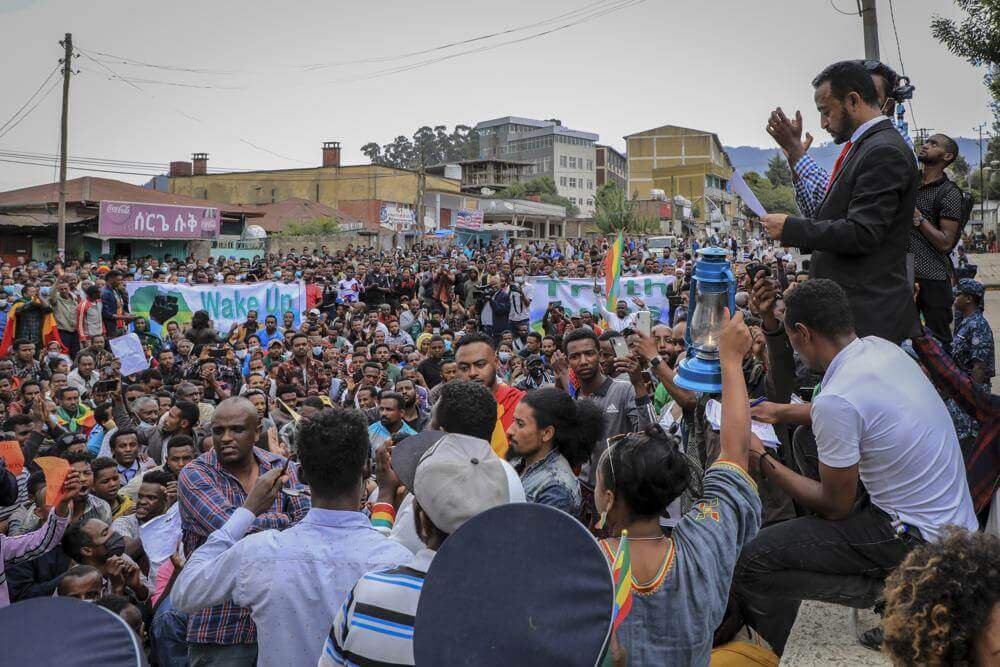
[827,140,853,192]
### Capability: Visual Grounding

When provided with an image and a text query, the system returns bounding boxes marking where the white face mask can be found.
[312,346,323,356]
[234,349,248,360]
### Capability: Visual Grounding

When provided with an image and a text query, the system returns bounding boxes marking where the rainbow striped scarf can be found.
[54,403,96,434]
[603,232,624,309]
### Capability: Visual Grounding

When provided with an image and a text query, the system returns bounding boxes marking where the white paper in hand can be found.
[704,399,780,449]
[109,333,150,377]
[728,169,768,218]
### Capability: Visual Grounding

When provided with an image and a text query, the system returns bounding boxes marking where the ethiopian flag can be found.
[603,231,624,310]
[0,298,66,357]
[610,530,634,633]
[53,403,96,436]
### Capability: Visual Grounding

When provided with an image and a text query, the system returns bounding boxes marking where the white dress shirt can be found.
[172,507,412,667]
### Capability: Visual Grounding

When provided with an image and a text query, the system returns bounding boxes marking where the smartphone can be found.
[95,379,117,393]
[208,346,226,359]
[611,336,631,360]
[635,310,651,338]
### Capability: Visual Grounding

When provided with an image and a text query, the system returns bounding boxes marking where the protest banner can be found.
[125,281,306,336]
[109,333,151,376]
[526,275,677,328]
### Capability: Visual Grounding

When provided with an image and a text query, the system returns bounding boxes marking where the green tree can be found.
[362,124,478,169]
[592,184,659,235]
[276,217,341,236]
[765,153,792,188]
[743,174,800,216]
[932,3,1000,124]
[495,176,579,217]
[948,154,972,182]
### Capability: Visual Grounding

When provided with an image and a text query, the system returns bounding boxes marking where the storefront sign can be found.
[99,200,220,239]
[379,204,415,231]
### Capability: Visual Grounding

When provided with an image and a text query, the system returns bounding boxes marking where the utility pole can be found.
[56,33,73,262]
[913,127,933,151]
[860,0,879,61]
[416,165,426,248]
[976,122,987,223]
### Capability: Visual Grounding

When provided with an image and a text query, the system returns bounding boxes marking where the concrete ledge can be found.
[779,601,888,666]
[968,253,1000,289]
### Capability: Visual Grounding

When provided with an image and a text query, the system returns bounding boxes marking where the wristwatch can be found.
[649,354,663,369]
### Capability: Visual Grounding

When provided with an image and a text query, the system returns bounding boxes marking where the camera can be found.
[892,76,914,102]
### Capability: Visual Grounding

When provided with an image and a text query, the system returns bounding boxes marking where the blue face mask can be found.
[39,286,51,296]
[274,271,282,278]
[295,271,302,278]
[2,286,13,295]
[178,277,187,283]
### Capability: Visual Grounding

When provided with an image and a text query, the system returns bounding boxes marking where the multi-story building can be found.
[475,116,598,217]
[596,144,628,192]
[624,124,745,232]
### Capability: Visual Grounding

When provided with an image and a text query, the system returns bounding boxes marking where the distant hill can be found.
[724,136,984,175]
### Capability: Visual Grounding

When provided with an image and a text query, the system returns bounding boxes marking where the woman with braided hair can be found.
[882,528,1000,666]
[593,311,764,666]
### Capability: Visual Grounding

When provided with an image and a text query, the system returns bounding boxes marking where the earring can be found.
[595,510,607,530]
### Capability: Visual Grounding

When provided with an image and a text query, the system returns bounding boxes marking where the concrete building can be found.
[596,144,628,192]
[425,159,532,195]
[475,117,598,217]
[624,125,745,233]
[166,143,462,239]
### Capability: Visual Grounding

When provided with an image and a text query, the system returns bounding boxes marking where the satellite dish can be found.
[243,224,267,239]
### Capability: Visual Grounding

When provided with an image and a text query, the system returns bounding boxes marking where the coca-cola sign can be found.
[99,200,221,239]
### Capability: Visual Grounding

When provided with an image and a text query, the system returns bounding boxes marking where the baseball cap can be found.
[390,430,445,490]
[267,339,284,348]
[954,278,985,299]
[413,434,509,535]
[308,308,320,316]
[525,353,544,366]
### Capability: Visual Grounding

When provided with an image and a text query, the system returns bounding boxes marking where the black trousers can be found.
[732,500,922,655]
[916,277,954,347]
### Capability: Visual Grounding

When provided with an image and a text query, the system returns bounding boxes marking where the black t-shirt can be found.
[417,357,443,389]
[908,176,963,281]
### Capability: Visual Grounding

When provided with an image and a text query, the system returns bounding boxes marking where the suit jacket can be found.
[782,119,919,343]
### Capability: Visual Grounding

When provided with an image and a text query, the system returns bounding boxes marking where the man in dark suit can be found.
[762,60,918,344]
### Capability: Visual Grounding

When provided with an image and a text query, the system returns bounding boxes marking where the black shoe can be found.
[859,626,884,652]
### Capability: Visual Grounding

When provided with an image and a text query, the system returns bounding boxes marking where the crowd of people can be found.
[0,58,998,667]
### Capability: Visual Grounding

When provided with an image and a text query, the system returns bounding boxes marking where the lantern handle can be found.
[725,267,736,319]
[683,273,697,348]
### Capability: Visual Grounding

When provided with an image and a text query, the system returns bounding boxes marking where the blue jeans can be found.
[151,593,189,667]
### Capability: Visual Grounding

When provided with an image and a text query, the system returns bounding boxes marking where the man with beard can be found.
[562,328,653,485]
[394,378,428,433]
[909,134,965,345]
[761,60,918,343]
[454,334,524,458]
[642,323,698,416]
[367,392,416,457]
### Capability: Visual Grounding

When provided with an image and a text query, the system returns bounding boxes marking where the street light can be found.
[674,248,736,393]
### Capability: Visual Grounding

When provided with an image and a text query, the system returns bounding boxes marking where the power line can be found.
[829,0,859,16]
[0,77,63,142]
[0,64,61,135]
[325,0,647,85]
[75,50,311,165]
[0,150,258,173]
[887,0,905,74]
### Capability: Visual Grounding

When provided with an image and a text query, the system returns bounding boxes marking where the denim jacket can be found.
[515,449,581,516]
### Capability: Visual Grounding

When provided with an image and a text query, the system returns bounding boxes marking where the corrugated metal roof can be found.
[0,212,87,227]
[251,198,367,233]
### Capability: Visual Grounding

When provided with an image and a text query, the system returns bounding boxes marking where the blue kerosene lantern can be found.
[674,247,735,393]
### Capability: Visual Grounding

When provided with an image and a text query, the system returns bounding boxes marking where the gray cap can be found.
[413,434,509,534]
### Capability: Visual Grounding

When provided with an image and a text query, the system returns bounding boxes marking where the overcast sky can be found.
[0,0,991,191]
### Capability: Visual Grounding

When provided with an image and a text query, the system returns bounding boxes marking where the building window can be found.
[586,198,593,206]
[569,157,577,168]
[560,176,567,186]
[560,155,567,167]
[569,197,576,204]
[587,180,593,189]
[569,177,577,187]
[587,159,593,170]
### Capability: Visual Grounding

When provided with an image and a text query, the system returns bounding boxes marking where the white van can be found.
[646,235,678,257]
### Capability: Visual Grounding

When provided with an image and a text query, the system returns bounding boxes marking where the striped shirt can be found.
[320,548,435,667]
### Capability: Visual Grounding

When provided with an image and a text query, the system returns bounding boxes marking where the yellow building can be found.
[624,125,743,228]
[166,145,462,233]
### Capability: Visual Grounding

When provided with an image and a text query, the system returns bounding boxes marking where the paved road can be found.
[986,290,1000,395]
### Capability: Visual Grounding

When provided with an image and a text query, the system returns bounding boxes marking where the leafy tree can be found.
[276,217,340,236]
[592,184,659,235]
[743,174,800,216]
[361,124,478,169]
[765,153,793,188]
[932,3,1000,123]
[948,154,972,181]
[495,176,579,217]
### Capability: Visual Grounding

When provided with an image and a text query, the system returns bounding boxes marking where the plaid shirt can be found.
[178,446,310,645]
[913,328,999,513]
[276,356,330,396]
[791,126,916,219]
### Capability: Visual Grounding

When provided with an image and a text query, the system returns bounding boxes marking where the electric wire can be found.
[0,64,61,135]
